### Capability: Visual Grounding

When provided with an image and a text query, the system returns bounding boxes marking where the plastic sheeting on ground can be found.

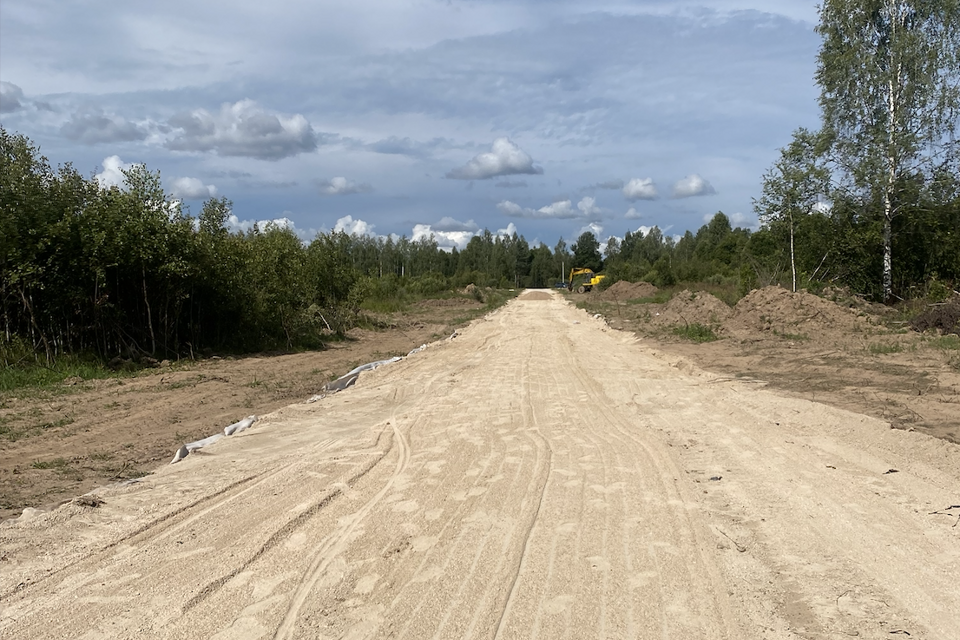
[224,415,257,436]
[171,344,433,463]
[322,356,401,393]
[170,416,258,464]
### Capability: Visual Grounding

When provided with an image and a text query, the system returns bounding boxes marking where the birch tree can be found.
[816,0,960,300]
[755,128,831,292]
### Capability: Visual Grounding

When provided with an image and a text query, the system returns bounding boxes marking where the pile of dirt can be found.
[910,298,960,335]
[648,290,733,329]
[728,286,874,336]
[597,280,658,301]
[821,285,896,317]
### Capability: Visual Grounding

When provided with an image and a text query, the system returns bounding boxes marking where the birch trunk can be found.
[789,210,797,293]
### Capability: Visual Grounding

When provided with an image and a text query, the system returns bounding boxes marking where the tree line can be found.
[3,120,957,366]
[0,127,598,362]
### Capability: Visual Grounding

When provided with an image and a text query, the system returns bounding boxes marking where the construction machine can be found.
[567,268,606,293]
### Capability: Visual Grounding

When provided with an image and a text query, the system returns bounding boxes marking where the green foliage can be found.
[755,128,831,292]
[816,0,960,300]
[626,290,674,305]
[0,127,552,370]
[571,231,603,272]
[929,335,960,351]
[672,323,720,343]
[31,458,69,470]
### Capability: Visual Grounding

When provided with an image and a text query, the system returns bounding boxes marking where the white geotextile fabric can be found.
[224,415,257,436]
[170,416,258,464]
[344,356,401,377]
[170,349,422,464]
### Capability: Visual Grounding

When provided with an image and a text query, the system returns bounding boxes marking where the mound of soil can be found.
[598,280,658,301]
[648,290,733,329]
[728,286,874,336]
[910,298,960,335]
[821,286,896,317]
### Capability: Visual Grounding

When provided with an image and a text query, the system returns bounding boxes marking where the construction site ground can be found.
[1,288,958,639]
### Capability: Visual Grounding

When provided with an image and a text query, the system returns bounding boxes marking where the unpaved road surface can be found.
[2,291,958,639]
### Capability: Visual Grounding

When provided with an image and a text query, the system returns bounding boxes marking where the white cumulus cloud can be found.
[446,138,543,180]
[165,99,317,160]
[576,222,605,239]
[498,196,600,220]
[673,174,717,198]
[226,215,295,234]
[496,222,519,238]
[624,207,644,219]
[170,177,217,200]
[320,176,374,196]
[537,200,577,218]
[622,177,659,201]
[334,215,377,236]
[496,200,526,217]
[708,211,756,229]
[223,213,318,242]
[412,224,476,251]
[95,155,140,189]
[577,196,601,217]
[412,217,481,250]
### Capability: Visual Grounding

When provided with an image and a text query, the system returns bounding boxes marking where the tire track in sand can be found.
[272,420,410,639]
[183,422,402,613]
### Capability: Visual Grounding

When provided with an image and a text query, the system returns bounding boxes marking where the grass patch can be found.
[868,342,903,355]
[627,290,674,305]
[928,335,960,351]
[672,323,720,343]
[31,457,69,470]
[0,353,134,394]
[38,417,74,430]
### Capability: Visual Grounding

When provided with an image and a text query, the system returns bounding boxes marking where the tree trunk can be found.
[789,211,797,293]
[882,199,893,301]
[20,287,53,363]
[142,267,156,355]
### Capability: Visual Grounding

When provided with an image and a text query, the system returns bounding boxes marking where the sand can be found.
[2,290,958,639]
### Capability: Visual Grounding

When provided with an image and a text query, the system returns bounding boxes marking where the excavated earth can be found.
[1,290,958,639]
[600,286,960,445]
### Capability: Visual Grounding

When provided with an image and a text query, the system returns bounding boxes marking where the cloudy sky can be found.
[0,0,823,250]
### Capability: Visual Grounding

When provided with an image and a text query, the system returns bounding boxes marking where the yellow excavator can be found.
[567,268,605,293]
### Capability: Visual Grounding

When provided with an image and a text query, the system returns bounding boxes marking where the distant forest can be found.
[2,126,957,363]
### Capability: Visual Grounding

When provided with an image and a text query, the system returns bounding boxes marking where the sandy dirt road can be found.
[2,291,958,639]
